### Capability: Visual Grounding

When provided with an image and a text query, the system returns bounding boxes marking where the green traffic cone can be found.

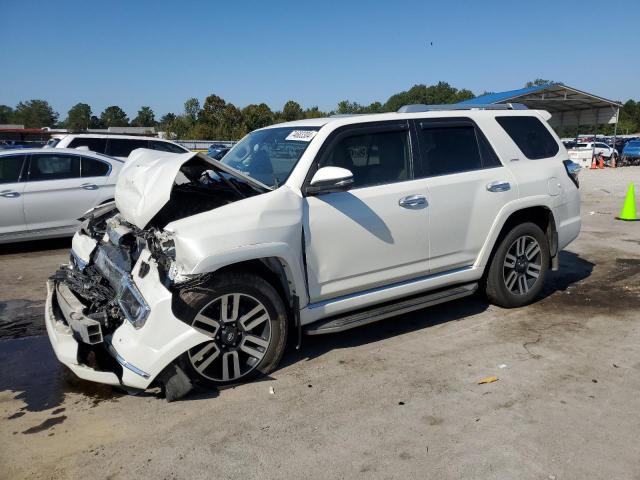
[617,183,639,221]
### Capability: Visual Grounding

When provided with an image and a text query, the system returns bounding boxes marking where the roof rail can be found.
[397,103,528,113]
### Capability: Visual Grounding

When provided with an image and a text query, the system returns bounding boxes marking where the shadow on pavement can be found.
[0,237,71,255]
[281,250,595,369]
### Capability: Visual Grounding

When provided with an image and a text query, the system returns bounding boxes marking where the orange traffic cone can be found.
[598,153,605,169]
[590,156,598,169]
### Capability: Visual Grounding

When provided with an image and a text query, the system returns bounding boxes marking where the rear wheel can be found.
[484,222,549,308]
[177,272,288,388]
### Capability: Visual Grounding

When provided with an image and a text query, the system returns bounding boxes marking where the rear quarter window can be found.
[496,116,559,160]
[81,157,110,177]
[67,137,108,154]
[106,139,150,157]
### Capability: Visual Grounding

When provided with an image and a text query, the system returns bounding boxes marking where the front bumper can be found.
[45,244,211,390]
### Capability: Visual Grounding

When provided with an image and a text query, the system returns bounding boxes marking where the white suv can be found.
[49,134,189,160]
[45,105,581,400]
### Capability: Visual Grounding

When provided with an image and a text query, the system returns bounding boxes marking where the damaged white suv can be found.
[45,105,581,400]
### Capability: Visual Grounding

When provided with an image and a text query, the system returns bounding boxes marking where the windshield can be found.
[221,126,320,188]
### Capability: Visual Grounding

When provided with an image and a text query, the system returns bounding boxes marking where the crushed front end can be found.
[45,203,211,390]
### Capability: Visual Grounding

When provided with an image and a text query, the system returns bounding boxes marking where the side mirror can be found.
[306,166,354,195]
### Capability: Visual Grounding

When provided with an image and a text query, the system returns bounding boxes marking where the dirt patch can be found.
[0,299,46,339]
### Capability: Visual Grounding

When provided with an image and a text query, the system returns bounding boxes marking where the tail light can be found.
[563,160,580,188]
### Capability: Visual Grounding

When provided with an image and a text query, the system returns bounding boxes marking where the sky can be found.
[1,0,639,120]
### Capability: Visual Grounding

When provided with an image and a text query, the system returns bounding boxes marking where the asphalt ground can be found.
[1,167,639,479]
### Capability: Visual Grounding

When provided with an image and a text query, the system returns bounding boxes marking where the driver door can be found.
[303,122,429,303]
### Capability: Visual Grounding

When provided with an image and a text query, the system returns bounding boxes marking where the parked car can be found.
[621,140,640,165]
[45,106,581,400]
[210,147,230,160]
[567,141,617,167]
[50,134,190,160]
[207,143,229,158]
[0,148,124,243]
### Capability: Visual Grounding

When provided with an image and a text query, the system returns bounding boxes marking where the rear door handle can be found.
[0,190,20,198]
[81,183,98,190]
[486,181,511,192]
[399,194,427,209]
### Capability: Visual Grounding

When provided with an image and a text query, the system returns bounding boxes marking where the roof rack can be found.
[397,103,528,113]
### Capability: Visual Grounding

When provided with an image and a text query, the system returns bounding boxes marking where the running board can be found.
[304,283,478,335]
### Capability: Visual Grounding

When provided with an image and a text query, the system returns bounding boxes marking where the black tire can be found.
[176,272,288,388]
[484,222,549,308]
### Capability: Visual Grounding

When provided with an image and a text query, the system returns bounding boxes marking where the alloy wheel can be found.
[502,235,543,296]
[188,293,272,382]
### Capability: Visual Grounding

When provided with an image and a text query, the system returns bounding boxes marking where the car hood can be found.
[115,148,269,229]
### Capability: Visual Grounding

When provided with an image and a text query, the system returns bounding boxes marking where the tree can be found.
[100,106,129,127]
[219,104,246,139]
[242,103,274,131]
[65,103,92,131]
[158,113,177,131]
[166,115,192,139]
[13,99,58,128]
[282,100,304,122]
[0,105,14,124]
[89,115,104,129]
[383,82,474,112]
[132,106,156,127]
[304,106,325,119]
[525,79,557,87]
[183,98,200,123]
[199,94,227,131]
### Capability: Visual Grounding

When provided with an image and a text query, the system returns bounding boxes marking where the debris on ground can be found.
[498,364,507,369]
[269,386,275,395]
[477,376,499,385]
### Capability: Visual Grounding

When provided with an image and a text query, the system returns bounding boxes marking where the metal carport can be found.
[458,83,622,132]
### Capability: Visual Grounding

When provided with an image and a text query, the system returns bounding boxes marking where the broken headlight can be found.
[118,278,150,329]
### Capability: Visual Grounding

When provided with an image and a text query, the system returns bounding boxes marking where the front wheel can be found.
[484,222,550,308]
[177,272,288,388]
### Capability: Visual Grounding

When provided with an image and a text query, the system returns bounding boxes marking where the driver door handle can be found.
[399,194,427,209]
[81,183,99,190]
[486,181,511,192]
[0,190,20,198]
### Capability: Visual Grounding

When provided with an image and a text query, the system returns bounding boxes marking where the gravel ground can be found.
[1,167,639,480]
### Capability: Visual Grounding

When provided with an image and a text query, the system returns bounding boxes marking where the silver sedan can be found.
[0,148,124,243]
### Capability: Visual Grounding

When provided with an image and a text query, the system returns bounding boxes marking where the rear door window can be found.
[67,137,108,154]
[0,155,26,184]
[149,140,188,153]
[28,154,80,181]
[495,116,559,159]
[414,119,500,177]
[81,157,110,177]
[106,139,149,157]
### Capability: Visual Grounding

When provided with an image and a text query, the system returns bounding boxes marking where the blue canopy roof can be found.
[456,83,621,126]
[458,84,555,105]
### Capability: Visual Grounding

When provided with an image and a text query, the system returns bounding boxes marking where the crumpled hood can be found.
[115,149,200,229]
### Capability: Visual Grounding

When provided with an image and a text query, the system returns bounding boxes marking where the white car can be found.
[48,134,190,160]
[0,148,123,243]
[45,105,581,400]
[568,141,617,167]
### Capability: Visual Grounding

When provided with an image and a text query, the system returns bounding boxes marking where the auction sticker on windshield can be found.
[285,130,318,142]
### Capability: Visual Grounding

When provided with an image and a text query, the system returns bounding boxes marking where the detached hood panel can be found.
[115,149,199,229]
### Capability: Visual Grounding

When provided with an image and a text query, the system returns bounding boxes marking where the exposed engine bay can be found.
[52,155,265,335]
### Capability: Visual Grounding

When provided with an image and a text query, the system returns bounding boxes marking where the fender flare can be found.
[189,242,308,307]
[475,196,557,269]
